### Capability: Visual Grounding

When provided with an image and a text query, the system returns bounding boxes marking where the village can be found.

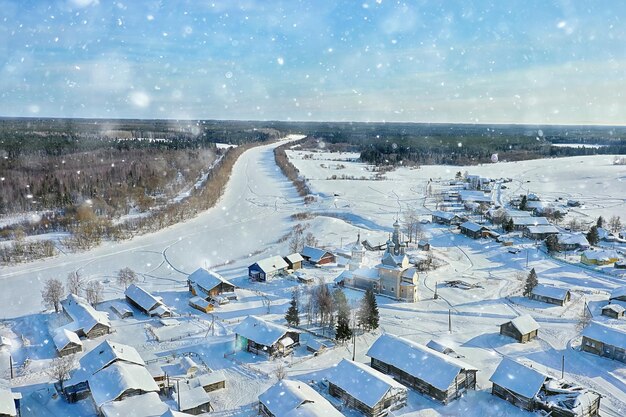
[0,140,625,417]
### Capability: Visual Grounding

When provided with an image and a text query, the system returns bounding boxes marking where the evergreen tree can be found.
[359,288,379,331]
[545,234,559,253]
[587,225,599,246]
[503,218,515,233]
[285,290,300,327]
[335,308,352,343]
[596,216,605,229]
[519,195,528,211]
[523,268,538,297]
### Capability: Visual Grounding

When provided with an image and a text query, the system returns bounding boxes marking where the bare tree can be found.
[403,209,419,243]
[85,280,104,306]
[491,208,508,228]
[117,267,138,289]
[66,271,85,296]
[576,301,592,332]
[567,218,582,232]
[304,232,317,248]
[275,362,286,381]
[46,356,75,390]
[314,277,333,330]
[608,216,622,234]
[41,278,65,313]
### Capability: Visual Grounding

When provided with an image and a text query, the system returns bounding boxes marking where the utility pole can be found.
[177,380,181,411]
[526,248,529,268]
[434,282,438,300]
[212,315,215,336]
[352,323,357,361]
[448,309,452,333]
[561,355,565,379]
[9,355,13,379]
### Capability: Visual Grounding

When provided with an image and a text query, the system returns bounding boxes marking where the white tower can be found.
[349,233,365,271]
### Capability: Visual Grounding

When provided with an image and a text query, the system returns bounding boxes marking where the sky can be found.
[0,0,625,125]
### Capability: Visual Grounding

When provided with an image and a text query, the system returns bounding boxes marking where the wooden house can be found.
[194,372,226,393]
[233,316,300,357]
[0,381,21,417]
[366,334,477,404]
[601,304,625,319]
[581,249,619,266]
[109,301,133,319]
[530,284,571,306]
[556,233,590,252]
[490,358,601,416]
[61,294,111,339]
[176,385,212,415]
[248,256,289,281]
[512,216,550,231]
[581,322,626,363]
[500,315,539,343]
[283,253,304,270]
[459,221,490,239]
[326,359,407,417]
[609,286,626,303]
[431,210,464,226]
[125,284,172,318]
[188,297,214,314]
[301,246,336,265]
[53,328,83,357]
[417,240,430,251]
[88,361,160,410]
[187,268,236,302]
[524,225,559,240]
[259,380,343,417]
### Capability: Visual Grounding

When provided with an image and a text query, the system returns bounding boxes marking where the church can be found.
[336,220,419,302]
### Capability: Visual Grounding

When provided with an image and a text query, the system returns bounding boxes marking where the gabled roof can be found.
[507,315,540,335]
[426,339,456,354]
[233,316,296,347]
[0,382,18,417]
[609,286,626,300]
[252,255,289,274]
[531,284,570,301]
[78,340,145,377]
[326,359,406,408]
[259,380,343,417]
[582,322,626,350]
[89,361,159,408]
[512,217,550,226]
[556,233,590,247]
[125,284,162,312]
[61,294,110,334]
[188,268,235,291]
[489,358,548,399]
[100,392,183,417]
[460,221,487,233]
[431,210,460,220]
[366,333,477,392]
[301,246,334,263]
[602,304,625,314]
[526,225,559,234]
[177,386,210,411]
[583,249,619,261]
[53,328,82,351]
[285,253,304,263]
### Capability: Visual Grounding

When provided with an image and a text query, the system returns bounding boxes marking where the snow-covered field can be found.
[1,140,625,417]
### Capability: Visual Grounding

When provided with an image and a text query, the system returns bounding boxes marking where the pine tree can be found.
[586,226,599,246]
[359,288,379,331]
[335,308,352,343]
[523,268,538,297]
[503,218,515,233]
[285,290,300,327]
[545,234,558,253]
[519,195,528,211]
[596,216,604,229]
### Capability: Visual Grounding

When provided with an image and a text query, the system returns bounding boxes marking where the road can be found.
[0,136,304,318]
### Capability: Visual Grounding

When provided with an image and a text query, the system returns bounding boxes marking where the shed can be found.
[125,284,171,318]
[188,297,214,314]
[233,316,300,357]
[512,216,550,231]
[601,304,625,319]
[500,314,539,343]
[109,301,134,319]
[248,256,289,281]
[194,371,226,392]
[53,328,83,357]
[366,334,477,404]
[258,380,343,417]
[417,240,430,251]
[489,358,548,411]
[581,322,626,363]
[284,253,304,270]
[326,359,407,417]
[301,246,336,265]
[530,284,571,306]
[187,268,236,300]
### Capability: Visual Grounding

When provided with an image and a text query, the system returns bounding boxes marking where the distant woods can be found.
[274,138,312,199]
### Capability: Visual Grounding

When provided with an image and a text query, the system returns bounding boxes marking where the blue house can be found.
[248,256,289,281]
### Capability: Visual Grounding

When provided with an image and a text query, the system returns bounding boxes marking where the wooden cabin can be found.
[187,268,236,301]
[259,380,343,417]
[109,301,133,319]
[326,359,407,417]
[188,297,214,314]
[417,240,430,251]
[490,358,547,411]
[609,286,626,303]
[53,329,83,357]
[301,246,336,265]
[177,386,212,415]
[601,304,625,319]
[125,284,172,318]
[366,334,477,404]
[524,225,559,240]
[61,294,111,339]
[431,210,464,226]
[581,322,626,363]
[233,316,300,357]
[459,221,490,239]
[500,315,539,343]
[283,253,304,270]
[530,284,571,306]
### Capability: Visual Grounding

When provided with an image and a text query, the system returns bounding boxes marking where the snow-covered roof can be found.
[61,293,110,334]
[253,255,289,274]
[609,286,626,300]
[508,315,540,335]
[194,371,226,388]
[512,217,550,226]
[366,333,477,392]
[581,322,626,350]
[78,340,145,378]
[0,383,18,417]
[188,268,235,291]
[53,328,82,351]
[334,270,353,283]
[301,246,333,263]
[125,284,162,312]
[426,339,456,354]
[283,401,343,417]
[89,361,159,407]
[526,225,559,234]
[460,221,486,233]
[109,301,133,317]
[602,304,625,314]
[326,359,406,408]
[259,380,343,417]
[489,358,548,399]
[531,284,570,301]
[582,249,619,261]
[459,190,491,202]
[189,296,211,310]
[431,210,459,220]
[100,392,177,417]
[352,267,379,281]
[233,315,296,347]
[177,386,210,410]
[285,253,304,263]
[556,233,589,247]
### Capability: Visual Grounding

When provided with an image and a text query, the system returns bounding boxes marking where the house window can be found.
[585,339,596,348]
[391,287,394,292]
[383,285,386,290]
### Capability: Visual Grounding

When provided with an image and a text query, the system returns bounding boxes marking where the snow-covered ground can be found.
[1,141,625,417]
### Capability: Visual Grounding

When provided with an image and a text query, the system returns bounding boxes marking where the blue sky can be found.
[0,0,624,124]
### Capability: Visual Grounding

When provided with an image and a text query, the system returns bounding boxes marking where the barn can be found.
[233,316,300,357]
[125,284,171,318]
[248,256,289,281]
[259,379,343,417]
[326,359,407,417]
[500,314,539,343]
[283,253,304,270]
[187,268,236,301]
[53,328,83,357]
[490,358,547,411]
[301,246,336,265]
[366,334,477,404]
[530,284,571,306]
[581,322,626,363]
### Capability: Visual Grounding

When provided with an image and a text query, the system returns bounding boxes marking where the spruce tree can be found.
[504,218,514,233]
[335,308,352,342]
[587,226,599,246]
[519,195,528,211]
[523,268,538,297]
[545,234,558,253]
[359,288,379,331]
[596,216,604,229]
[285,290,299,327]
